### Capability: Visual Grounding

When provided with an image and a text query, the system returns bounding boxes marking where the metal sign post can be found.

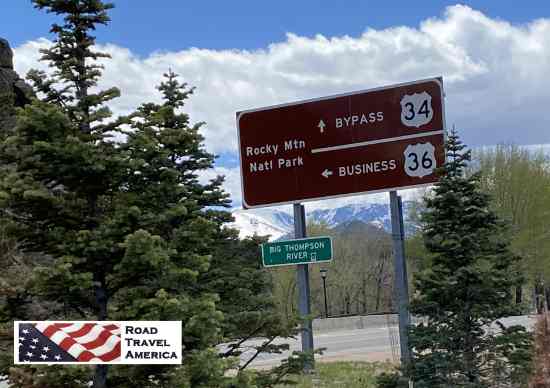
[390,190,411,365]
[293,203,314,371]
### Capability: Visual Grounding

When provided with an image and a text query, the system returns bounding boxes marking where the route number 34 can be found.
[404,142,436,178]
[400,91,434,128]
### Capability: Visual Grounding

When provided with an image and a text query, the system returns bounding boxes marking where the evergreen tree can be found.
[1,2,309,387]
[2,1,241,386]
[1,1,122,385]
[408,130,533,387]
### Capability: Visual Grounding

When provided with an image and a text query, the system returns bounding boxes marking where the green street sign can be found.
[261,236,333,268]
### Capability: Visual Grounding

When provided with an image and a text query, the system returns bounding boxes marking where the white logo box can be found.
[15,321,182,365]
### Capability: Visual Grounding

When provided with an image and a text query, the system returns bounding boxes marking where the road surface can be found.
[238,326,396,369]
[237,314,535,369]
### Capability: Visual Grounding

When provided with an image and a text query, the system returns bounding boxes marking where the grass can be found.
[275,361,395,388]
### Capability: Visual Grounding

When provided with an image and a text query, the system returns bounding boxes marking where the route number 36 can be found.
[404,142,436,178]
[400,91,433,128]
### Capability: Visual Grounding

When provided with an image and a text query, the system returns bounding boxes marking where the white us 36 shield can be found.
[404,142,437,178]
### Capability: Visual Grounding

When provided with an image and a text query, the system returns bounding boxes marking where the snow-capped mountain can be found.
[229,202,418,240]
[308,203,392,229]
[230,208,294,240]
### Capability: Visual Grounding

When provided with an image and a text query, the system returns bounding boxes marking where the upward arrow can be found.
[318,119,326,133]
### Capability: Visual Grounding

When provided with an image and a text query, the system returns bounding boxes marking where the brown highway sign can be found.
[237,77,446,208]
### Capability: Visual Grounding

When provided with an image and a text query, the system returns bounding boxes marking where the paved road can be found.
[238,315,536,369]
[239,326,396,369]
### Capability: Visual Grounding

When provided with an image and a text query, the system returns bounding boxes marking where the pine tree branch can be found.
[0,209,32,223]
[67,301,88,318]
[238,335,277,371]
[221,322,270,358]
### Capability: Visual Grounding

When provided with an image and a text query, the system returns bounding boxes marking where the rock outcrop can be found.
[0,38,33,133]
[0,38,14,68]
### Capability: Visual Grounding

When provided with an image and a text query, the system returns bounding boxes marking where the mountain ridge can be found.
[229,202,420,240]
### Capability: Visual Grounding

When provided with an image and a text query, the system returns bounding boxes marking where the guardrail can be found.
[313,313,399,332]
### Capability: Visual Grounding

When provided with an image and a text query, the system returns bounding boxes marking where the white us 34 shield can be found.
[400,91,434,128]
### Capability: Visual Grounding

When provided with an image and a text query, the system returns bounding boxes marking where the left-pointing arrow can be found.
[321,169,333,178]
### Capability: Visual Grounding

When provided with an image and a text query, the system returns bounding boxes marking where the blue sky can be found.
[5,1,549,55]
[5,1,550,208]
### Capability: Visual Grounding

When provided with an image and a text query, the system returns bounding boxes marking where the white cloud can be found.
[198,166,243,205]
[12,38,49,73]
[14,5,550,155]
[11,5,550,208]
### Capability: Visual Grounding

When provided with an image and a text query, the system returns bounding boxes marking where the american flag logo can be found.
[18,322,121,363]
